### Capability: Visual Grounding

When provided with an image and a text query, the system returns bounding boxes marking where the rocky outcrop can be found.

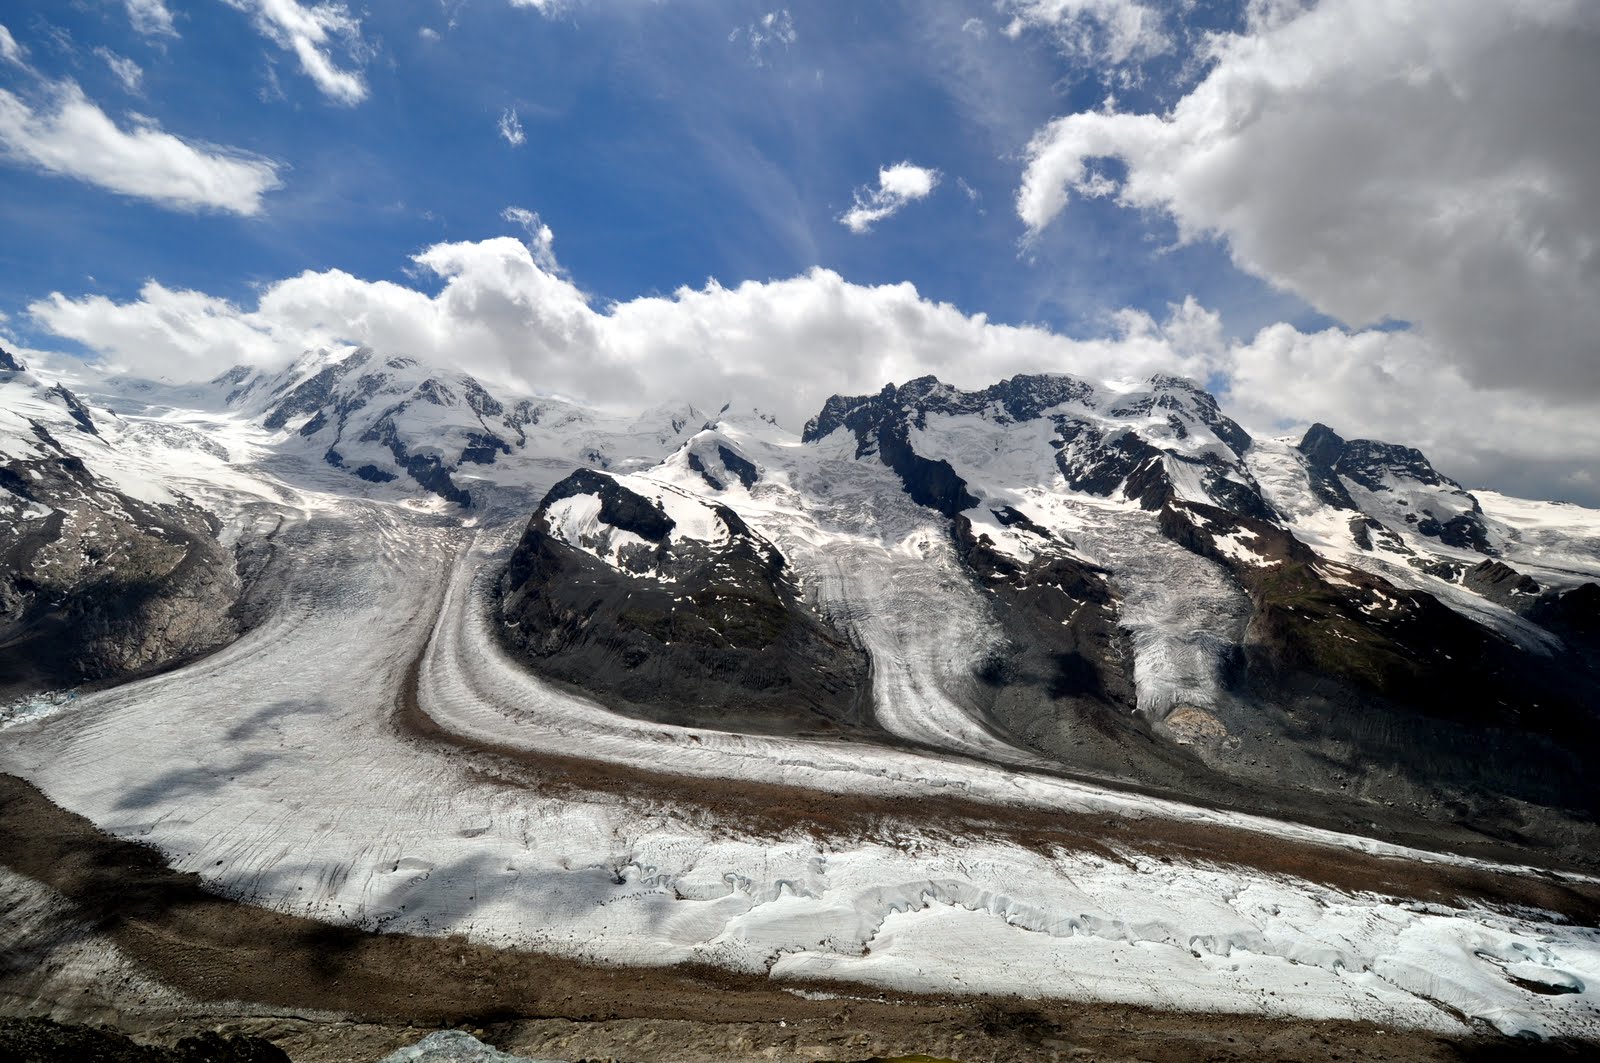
[0,1018,290,1063]
[0,442,248,697]
[1297,423,1493,553]
[495,471,870,734]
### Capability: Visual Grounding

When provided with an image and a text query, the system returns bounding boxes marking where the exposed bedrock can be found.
[948,513,1237,789]
[495,471,871,735]
[0,445,259,699]
[1160,500,1600,830]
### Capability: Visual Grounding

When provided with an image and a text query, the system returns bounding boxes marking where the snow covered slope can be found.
[5,351,1600,1039]
[215,347,701,507]
[0,350,257,693]
[495,373,1600,851]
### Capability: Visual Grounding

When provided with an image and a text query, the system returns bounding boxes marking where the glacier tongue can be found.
[1071,507,1250,718]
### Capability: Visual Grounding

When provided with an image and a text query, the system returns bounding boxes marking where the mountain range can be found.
[3,343,1599,855]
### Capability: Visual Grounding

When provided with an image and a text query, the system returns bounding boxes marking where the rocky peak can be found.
[539,469,675,542]
[1297,423,1492,553]
[0,347,26,373]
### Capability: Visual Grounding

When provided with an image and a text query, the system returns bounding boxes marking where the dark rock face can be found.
[804,380,979,518]
[0,439,248,697]
[496,471,870,734]
[358,410,473,507]
[262,350,373,430]
[1465,559,1541,608]
[0,346,26,373]
[539,468,674,541]
[49,385,99,435]
[716,444,758,488]
[1158,499,1600,818]
[808,373,1271,522]
[1297,423,1493,553]
[0,1018,291,1063]
[949,513,1209,783]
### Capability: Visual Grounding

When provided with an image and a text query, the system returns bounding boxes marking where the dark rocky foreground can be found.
[0,1018,289,1063]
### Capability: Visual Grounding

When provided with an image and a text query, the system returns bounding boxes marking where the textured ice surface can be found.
[5,478,1600,1037]
[380,1031,564,1063]
[6,381,1600,1038]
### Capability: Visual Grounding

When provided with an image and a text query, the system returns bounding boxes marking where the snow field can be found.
[4,484,1599,1036]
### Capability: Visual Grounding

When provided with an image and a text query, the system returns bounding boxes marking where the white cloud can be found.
[1002,0,1170,66]
[0,24,25,67]
[497,107,525,147]
[840,162,941,234]
[730,10,797,67]
[28,233,1214,425]
[1223,323,1600,501]
[124,0,178,38]
[28,226,1600,501]
[0,81,281,215]
[509,0,561,10]
[419,27,441,43]
[501,206,559,272]
[1017,0,1600,401]
[94,48,144,93]
[225,0,370,106]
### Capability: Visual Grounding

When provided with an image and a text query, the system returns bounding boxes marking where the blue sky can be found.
[1,1,1597,502]
[0,0,1315,343]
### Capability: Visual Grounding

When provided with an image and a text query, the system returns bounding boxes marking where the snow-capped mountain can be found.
[5,349,1600,845]
[216,346,702,508]
[0,349,248,694]
[9,349,1600,1040]
[494,370,1600,840]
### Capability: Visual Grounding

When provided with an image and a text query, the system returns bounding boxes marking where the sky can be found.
[0,0,1596,503]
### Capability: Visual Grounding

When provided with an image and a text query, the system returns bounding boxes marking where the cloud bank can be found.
[1017,0,1600,402]
[28,226,1600,501]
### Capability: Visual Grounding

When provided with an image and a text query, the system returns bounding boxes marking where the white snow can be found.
[5,361,1600,1038]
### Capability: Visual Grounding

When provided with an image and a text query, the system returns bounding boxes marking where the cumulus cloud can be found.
[1225,324,1600,503]
[1002,0,1169,66]
[840,162,941,234]
[497,107,525,147]
[225,0,370,106]
[124,0,178,38]
[1017,0,1600,402]
[28,224,1600,501]
[0,81,282,214]
[29,233,1222,424]
[94,48,144,93]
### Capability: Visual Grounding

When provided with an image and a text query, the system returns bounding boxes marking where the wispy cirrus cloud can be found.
[729,9,796,67]
[94,48,144,94]
[224,0,371,106]
[840,162,940,234]
[123,0,178,39]
[1001,0,1170,66]
[0,24,26,67]
[497,107,525,147]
